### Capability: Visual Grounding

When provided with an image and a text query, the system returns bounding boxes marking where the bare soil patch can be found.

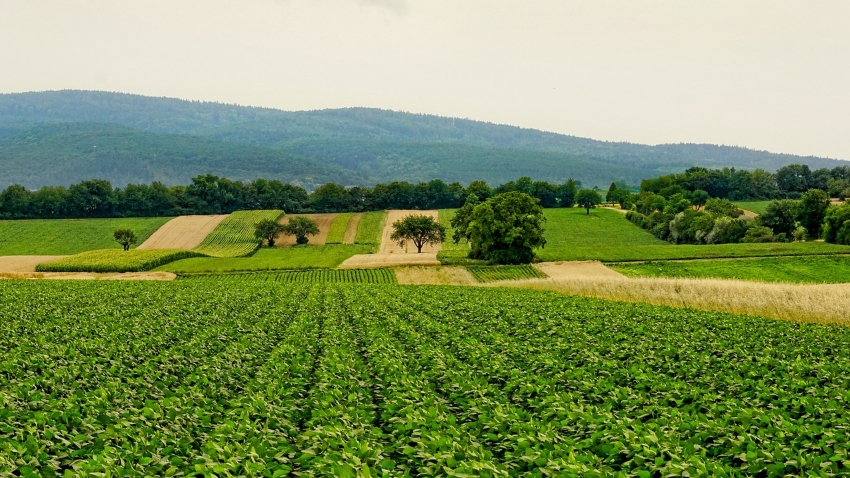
[339,252,440,269]
[0,271,176,281]
[739,209,758,219]
[395,266,477,285]
[275,214,337,247]
[535,261,625,279]
[138,215,229,250]
[343,213,363,244]
[0,255,68,272]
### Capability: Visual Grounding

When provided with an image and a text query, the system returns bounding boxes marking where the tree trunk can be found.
[123,243,130,251]
[268,237,275,247]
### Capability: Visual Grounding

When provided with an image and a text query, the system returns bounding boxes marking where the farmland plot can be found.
[2,280,850,476]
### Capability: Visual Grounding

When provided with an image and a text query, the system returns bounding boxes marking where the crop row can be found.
[35,249,204,272]
[181,268,397,284]
[325,212,354,244]
[193,210,283,257]
[467,264,547,282]
[2,279,850,476]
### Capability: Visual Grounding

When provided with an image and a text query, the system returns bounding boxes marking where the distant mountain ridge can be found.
[0,90,844,189]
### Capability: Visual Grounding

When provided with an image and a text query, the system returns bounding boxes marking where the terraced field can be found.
[2,279,850,476]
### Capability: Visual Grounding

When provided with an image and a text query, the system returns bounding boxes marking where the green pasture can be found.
[0,217,171,255]
[732,200,772,215]
[159,244,372,273]
[611,255,850,284]
[354,211,386,246]
[325,213,354,244]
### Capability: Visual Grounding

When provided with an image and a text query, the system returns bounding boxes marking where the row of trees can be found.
[625,188,846,245]
[0,175,585,220]
[638,164,850,201]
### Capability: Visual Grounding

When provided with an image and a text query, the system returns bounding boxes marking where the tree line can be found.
[0,174,585,220]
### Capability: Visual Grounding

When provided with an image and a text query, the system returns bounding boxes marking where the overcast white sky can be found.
[2,0,848,159]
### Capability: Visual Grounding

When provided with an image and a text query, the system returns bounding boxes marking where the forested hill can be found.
[0,90,845,189]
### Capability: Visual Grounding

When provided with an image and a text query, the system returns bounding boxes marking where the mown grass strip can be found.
[354,211,386,245]
[193,210,283,257]
[35,249,204,273]
[467,265,547,283]
[325,212,354,244]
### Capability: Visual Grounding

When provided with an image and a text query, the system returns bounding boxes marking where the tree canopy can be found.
[254,219,285,247]
[281,216,320,245]
[390,215,446,253]
[113,229,137,251]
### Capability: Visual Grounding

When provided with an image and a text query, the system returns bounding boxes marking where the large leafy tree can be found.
[759,199,799,237]
[390,214,446,253]
[454,191,546,264]
[281,216,320,245]
[797,189,831,239]
[254,219,285,247]
[575,189,602,215]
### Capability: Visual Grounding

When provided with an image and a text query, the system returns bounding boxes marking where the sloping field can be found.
[535,261,625,279]
[36,249,203,273]
[340,210,442,268]
[3,280,850,476]
[394,266,477,285]
[325,213,354,244]
[0,255,67,272]
[275,214,337,247]
[137,215,228,250]
[0,217,172,255]
[0,271,175,281]
[193,210,283,257]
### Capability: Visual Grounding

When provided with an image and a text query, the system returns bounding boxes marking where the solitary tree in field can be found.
[281,216,320,245]
[575,189,602,215]
[254,219,285,247]
[113,229,137,251]
[391,214,446,253]
[453,191,546,264]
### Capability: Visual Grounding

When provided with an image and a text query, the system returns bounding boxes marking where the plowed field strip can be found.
[137,215,229,250]
[275,214,337,247]
[0,255,67,272]
[379,210,441,254]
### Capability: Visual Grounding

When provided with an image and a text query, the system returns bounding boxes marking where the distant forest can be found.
[0,90,847,191]
[0,164,843,220]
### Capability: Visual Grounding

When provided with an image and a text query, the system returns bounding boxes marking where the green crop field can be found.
[160,244,372,273]
[611,254,850,284]
[36,249,204,273]
[193,210,283,257]
[732,200,773,215]
[536,207,850,262]
[325,213,354,244]
[467,264,547,282]
[182,268,397,284]
[354,210,386,245]
[0,217,171,255]
[2,279,850,476]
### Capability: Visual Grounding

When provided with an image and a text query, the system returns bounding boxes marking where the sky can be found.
[2,0,849,160]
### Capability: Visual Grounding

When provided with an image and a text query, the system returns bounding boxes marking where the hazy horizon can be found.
[3,1,848,160]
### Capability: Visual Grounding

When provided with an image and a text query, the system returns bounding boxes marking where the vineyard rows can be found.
[182,268,397,284]
[193,210,283,257]
[2,279,849,476]
[467,264,547,282]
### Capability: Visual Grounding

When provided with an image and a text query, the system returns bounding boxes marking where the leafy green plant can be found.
[35,249,203,272]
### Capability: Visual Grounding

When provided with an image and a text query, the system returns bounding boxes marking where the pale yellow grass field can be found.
[0,271,176,281]
[0,255,68,272]
[395,266,477,285]
[492,275,850,326]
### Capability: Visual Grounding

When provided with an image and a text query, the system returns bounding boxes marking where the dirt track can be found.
[534,261,625,279]
[0,255,68,272]
[138,215,228,250]
[343,213,363,244]
[275,214,337,247]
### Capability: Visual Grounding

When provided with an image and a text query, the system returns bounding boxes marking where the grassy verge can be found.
[610,255,850,284]
[193,210,283,257]
[354,210,386,247]
[36,249,203,273]
[325,213,354,244]
[467,265,547,283]
[159,244,372,273]
[0,217,172,255]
